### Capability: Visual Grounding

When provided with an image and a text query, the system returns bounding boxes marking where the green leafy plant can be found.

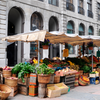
[18,63,36,83]
[36,63,55,75]
[87,41,94,47]
[90,71,96,74]
[11,63,24,74]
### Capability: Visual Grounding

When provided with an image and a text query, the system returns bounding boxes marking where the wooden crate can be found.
[18,85,29,95]
[18,77,30,87]
[65,75,75,88]
[29,85,38,96]
[9,86,18,97]
[30,73,38,85]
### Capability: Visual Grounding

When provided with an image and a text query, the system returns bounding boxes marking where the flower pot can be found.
[42,45,49,49]
[38,74,50,84]
[89,47,93,50]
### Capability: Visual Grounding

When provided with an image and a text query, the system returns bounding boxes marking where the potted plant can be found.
[36,63,55,84]
[87,41,94,50]
[42,39,51,49]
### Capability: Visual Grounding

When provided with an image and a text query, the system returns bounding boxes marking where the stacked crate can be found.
[29,73,38,96]
[5,77,18,97]
[18,77,30,95]
[64,75,75,89]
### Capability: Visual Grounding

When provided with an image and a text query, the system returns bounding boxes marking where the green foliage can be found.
[36,63,55,75]
[66,57,87,67]
[43,59,50,65]
[80,65,92,73]
[18,63,36,83]
[90,71,96,74]
[11,63,24,74]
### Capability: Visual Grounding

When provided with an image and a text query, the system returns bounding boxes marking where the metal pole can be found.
[38,41,40,67]
[92,49,93,71]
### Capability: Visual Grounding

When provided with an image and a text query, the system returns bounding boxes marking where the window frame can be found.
[48,0,59,6]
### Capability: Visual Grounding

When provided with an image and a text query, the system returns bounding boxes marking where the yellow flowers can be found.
[67,61,74,65]
[33,59,38,64]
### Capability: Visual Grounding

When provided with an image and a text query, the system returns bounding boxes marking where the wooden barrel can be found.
[38,83,47,98]
[3,70,11,78]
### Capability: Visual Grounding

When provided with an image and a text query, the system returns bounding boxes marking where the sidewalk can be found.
[8,84,100,100]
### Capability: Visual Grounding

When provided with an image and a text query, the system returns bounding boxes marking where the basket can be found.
[55,83,68,94]
[79,76,89,86]
[54,75,60,84]
[5,77,18,87]
[0,84,11,100]
[38,74,50,84]
[3,70,11,78]
[47,85,61,98]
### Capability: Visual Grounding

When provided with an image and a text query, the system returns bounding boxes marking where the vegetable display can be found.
[36,63,55,75]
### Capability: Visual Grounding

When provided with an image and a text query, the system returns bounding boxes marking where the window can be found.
[67,21,74,34]
[87,0,92,11]
[88,26,93,35]
[48,0,59,6]
[98,3,100,20]
[78,0,83,8]
[66,0,74,12]
[98,29,100,36]
[78,0,84,15]
[79,24,84,35]
[67,21,75,54]
[87,0,93,18]
[39,0,43,1]
[30,12,43,58]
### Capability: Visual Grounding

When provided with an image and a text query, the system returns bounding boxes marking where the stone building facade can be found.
[0,0,100,67]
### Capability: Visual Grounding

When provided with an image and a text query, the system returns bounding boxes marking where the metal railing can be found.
[78,6,84,15]
[66,2,75,12]
[88,10,93,18]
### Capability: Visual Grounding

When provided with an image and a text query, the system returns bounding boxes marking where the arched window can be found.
[88,26,93,35]
[67,21,74,34]
[31,12,43,31]
[79,24,85,35]
[67,21,75,54]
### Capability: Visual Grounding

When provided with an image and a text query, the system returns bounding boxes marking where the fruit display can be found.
[3,66,11,71]
[70,65,79,71]
[81,56,90,63]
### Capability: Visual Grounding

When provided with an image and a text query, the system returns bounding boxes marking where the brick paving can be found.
[8,84,100,100]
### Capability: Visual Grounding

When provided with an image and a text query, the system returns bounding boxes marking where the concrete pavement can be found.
[8,84,100,100]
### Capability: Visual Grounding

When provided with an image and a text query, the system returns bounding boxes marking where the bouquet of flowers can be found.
[87,41,94,47]
[42,39,51,46]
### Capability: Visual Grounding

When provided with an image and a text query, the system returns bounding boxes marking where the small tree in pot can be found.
[36,63,55,84]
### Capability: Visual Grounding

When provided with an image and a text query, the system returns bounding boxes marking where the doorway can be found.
[7,7,24,66]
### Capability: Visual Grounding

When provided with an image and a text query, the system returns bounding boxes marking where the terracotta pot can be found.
[42,45,49,49]
[38,74,50,84]
[89,47,93,50]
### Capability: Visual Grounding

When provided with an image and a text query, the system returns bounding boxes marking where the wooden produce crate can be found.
[89,74,96,78]
[30,73,38,85]
[65,75,75,89]
[18,85,29,95]
[9,86,18,97]
[55,83,69,94]
[47,85,61,98]
[18,77,30,87]
[29,85,38,96]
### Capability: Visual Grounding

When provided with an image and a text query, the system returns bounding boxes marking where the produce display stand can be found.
[1,30,100,99]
